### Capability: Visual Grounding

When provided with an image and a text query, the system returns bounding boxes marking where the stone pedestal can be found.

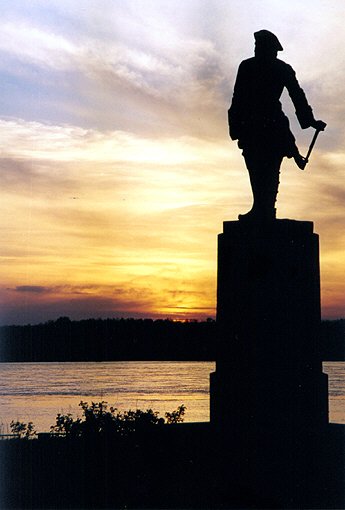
[210,219,329,506]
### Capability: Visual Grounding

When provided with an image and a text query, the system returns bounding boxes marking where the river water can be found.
[0,361,343,432]
[0,361,215,432]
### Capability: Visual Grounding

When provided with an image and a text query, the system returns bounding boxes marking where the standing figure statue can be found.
[228,30,326,221]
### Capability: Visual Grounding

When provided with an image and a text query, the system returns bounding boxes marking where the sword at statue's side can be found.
[299,120,327,170]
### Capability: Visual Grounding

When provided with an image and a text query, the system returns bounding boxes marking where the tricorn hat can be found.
[254,30,283,51]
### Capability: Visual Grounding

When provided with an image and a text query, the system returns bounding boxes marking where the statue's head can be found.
[254,30,283,59]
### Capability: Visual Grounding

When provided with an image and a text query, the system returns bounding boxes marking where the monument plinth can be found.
[210,219,329,506]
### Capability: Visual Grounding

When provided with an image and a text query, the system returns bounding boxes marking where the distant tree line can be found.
[320,319,345,360]
[0,317,216,362]
[0,317,344,362]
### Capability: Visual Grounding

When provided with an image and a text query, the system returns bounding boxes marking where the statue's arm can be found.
[228,62,247,140]
[285,65,325,131]
[285,66,315,129]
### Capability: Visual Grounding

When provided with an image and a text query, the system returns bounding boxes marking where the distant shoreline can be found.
[1,317,344,362]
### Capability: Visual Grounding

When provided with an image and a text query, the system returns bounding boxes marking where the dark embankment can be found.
[0,425,242,509]
[1,423,344,509]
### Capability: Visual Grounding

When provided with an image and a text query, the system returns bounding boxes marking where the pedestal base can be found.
[210,219,330,506]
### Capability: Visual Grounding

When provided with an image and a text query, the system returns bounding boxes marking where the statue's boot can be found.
[239,199,277,225]
[259,171,279,221]
[239,156,280,223]
[238,206,257,221]
[238,175,261,221]
[239,185,277,223]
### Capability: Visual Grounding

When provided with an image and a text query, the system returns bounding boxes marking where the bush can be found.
[10,420,37,439]
[165,404,186,423]
[50,401,186,437]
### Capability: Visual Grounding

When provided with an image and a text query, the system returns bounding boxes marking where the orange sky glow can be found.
[0,1,344,325]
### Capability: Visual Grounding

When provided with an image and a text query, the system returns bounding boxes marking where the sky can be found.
[0,0,344,325]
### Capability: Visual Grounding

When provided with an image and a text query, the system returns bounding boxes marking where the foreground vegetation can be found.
[2,416,344,509]
[9,401,186,439]
[2,419,218,509]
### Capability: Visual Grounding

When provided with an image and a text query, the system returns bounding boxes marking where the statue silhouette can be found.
[228,30,326,221]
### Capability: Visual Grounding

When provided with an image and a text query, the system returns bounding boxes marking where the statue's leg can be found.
[241,150,283,221]
[262,155,281,217]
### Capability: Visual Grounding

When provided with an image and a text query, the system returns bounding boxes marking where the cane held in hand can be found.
[299,120,327,170]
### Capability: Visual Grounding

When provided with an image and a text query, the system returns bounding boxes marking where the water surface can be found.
[0,361,343,432]
[0,361,215,432]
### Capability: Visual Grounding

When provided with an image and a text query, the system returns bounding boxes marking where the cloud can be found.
[14,286,48,294]
[0,22,77,71]
[0,4,230,136]
[0,0,344,144]
[0,278,215,326]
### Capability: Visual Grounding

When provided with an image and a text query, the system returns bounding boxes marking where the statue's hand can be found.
[229,127,239,140]
[312,120,327,131]
[294,153,307,170]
